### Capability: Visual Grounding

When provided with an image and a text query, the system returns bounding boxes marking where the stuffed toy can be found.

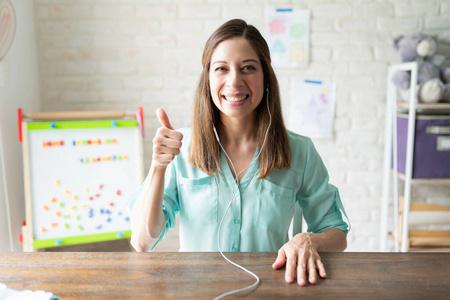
[391,32,450,103]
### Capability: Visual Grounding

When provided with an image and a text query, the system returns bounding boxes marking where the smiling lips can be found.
[223,94,249,102]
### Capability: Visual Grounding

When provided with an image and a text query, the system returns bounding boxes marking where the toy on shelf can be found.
[391,32,450,104]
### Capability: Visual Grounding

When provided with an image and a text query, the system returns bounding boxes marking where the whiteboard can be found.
[23,120,144,248]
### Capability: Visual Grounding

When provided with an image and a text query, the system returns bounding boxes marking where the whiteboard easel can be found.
[19,108,145,251]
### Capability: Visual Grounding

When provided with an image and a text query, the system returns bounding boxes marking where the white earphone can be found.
[213,86,271,300]
[213,126,220,143]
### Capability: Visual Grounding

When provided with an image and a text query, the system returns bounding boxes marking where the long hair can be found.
[189,19,290,178]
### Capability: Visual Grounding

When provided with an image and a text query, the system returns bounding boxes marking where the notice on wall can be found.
[288,79,336,139]
[265,8,310,68]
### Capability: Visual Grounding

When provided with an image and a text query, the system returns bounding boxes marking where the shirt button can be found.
[232,247,237,252]
[234,219,240,224]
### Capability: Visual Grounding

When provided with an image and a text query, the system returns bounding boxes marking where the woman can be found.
[129,19,349,286]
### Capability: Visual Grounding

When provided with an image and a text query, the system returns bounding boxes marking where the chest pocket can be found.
[179,175,218,225]
[254,179,296,231]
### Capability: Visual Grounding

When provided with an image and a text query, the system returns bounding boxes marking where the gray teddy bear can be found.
[391,32,450,103]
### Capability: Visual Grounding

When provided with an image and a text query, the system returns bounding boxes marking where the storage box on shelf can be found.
[397,113,450,178]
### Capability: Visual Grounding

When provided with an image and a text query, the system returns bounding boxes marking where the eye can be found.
[214,66,227,72]
[242,65,256,71]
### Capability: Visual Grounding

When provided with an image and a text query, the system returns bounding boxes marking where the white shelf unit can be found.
[380,62,450,252]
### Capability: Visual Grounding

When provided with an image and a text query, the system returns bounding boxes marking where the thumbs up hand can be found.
[152,108,184,168]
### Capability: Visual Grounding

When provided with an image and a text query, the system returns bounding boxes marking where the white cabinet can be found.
[380,62,450,252]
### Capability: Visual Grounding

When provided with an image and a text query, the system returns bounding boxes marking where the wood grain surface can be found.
[0,252,449,299]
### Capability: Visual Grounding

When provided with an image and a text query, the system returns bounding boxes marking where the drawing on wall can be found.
[0,0,16,61]
[289,79,336,139]
[265,8,310,68]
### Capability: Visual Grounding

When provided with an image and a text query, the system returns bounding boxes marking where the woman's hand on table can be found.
[272,233,326,286]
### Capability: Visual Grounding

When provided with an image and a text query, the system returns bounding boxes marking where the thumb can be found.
[156,108,174,130]
[272,248,287,270]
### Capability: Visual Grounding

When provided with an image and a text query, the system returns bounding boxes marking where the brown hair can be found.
[189,19,290,178]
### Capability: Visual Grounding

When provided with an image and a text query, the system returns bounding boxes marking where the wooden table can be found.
[1,252,449,299]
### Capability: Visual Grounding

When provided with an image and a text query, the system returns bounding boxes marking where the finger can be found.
[297,255,307,286]
[272,248,287,270]
[285,251,297,284]
[153,144,180,156]
[156,108,174,130]
[316,259,327,279]
[153,133,182,149]
[308,257,317,285]
[152,153,176,166]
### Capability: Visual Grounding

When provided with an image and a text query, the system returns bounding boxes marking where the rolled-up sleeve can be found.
[297,139,350,234]
[127,160,180,251]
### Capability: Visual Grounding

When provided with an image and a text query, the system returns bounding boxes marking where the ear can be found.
[393,35,404,50]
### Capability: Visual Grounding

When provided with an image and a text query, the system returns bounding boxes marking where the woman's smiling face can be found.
[209,37,265,122]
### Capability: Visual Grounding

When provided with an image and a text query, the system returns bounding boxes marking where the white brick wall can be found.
[34,0,450,251]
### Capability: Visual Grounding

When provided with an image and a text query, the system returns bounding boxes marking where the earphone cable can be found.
[213,91,272,299]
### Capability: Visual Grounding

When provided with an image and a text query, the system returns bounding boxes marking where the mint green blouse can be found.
[128,128,350,252]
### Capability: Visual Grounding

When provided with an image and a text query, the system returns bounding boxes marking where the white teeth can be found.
[224,95,247,102]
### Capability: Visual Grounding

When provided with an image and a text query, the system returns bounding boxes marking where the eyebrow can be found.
[211,59,261,66]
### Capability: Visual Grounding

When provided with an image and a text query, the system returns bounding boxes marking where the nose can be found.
[226,68,244,89]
